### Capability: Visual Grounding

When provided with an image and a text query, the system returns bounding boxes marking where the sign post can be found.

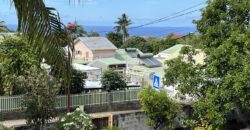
[153,75,160,91]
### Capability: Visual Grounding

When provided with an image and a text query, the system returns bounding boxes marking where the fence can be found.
[0,89,140,113]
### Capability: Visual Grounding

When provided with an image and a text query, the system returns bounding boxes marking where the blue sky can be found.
[0,0,206,27]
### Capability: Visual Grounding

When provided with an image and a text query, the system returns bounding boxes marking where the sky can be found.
[0,0,206,27]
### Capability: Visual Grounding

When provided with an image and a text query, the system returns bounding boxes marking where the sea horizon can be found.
[7,24,196,37]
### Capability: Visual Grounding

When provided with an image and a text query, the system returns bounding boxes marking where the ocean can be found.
[7,25,196,37]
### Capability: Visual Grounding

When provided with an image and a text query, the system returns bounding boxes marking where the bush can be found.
[55,108,95,130]
[19,67,60,130]
[0,124,10,130]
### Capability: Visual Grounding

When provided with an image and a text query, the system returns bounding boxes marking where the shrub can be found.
[55,108,95,130]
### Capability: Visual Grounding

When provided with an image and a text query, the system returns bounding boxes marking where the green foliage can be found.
[59,68,87,94]
[115,13,132,43]
[0,124,10,130]
[19,67,60,130]
[138,86,182,130]
[67,22,87,40]
[71,69,87,94]
[106,32,123,48]
[164,0,250,128]
[0,36,40,95]
[121,36,153,53]
[55,108,95,130]
[177,34,202,49]
[88,31,100,37]
[101,69,127,92]
[0,21,11,32]
[14,0,73,88]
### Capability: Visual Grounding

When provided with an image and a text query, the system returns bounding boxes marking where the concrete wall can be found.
[113,111,152,130]
[74,41,93,61]
[93,50,116,59]
[74,41,116,61]
[0,101,141,121]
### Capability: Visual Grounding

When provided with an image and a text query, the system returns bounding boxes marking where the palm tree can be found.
[11,0,73,83]
[115,13,132,43]
[0,21,10,32]
[8,0,74,112]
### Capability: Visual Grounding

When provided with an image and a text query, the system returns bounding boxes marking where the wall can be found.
[74,41,93,61]
[93,50,116,59]
[0,101,141,121]
[113,112,152,130]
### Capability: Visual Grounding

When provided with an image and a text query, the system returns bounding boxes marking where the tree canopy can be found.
[19,67,60,130]
[101,69,127,92]
[115,13,132,43]
[139,86,181,130]
[0,21,11,32]
[0,36,40,95]
[121,36,153,53]
[106,32,123,48]
[164,0,250,128]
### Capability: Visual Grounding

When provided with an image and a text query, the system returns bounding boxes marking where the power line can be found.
[129,2,205,29]
[94,2,205,34]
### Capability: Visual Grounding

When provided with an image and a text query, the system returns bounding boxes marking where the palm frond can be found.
[13,0,73,84]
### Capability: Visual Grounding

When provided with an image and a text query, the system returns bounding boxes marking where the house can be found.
[115,48,162,68]
[72,63,101,81]
[154,44,190,63]
[154,44,205,65]
[74,37,117,62]
[88,58,126,75]
[170,34,184,39]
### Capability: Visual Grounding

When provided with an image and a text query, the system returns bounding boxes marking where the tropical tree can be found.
[88,31,100,37]
[19,67,60,130]
[101,69,127,92]
[67,21,87,40]
[0,21,11,32]
[106,32,123,48]
[121,36,153,53]
[114,13,132,43]
[0,36,40,95]
[9,0,73,89]
[164,0,250,129]
[59,68,87,94]
[138,86,182,130]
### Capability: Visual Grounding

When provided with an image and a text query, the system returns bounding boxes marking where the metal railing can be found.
[0,89,140,113]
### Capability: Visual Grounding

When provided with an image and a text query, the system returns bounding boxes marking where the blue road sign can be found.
[153,75,160,91]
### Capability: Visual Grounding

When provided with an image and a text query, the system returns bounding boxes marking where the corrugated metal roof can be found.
[115,49,140,65]
[89,58,126,66]
[76,37,117,51]
[159,44,190,55]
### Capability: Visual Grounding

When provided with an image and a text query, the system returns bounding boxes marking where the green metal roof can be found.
[73,59,89,65]
[160,44,190,55]
[115,49,140,65]
[91,58,126,65]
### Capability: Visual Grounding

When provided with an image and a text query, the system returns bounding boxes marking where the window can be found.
[76,50,82,55]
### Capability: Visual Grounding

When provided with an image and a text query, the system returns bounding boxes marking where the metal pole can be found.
[67,43,71,112]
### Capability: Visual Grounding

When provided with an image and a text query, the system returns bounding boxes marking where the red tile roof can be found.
[170,34,184,39]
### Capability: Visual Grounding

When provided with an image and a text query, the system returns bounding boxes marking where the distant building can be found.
[88,58,127,75]
[154,44,190,61]
[154,44,205,65]
[170,34,185,39]
[74,37,117,62]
